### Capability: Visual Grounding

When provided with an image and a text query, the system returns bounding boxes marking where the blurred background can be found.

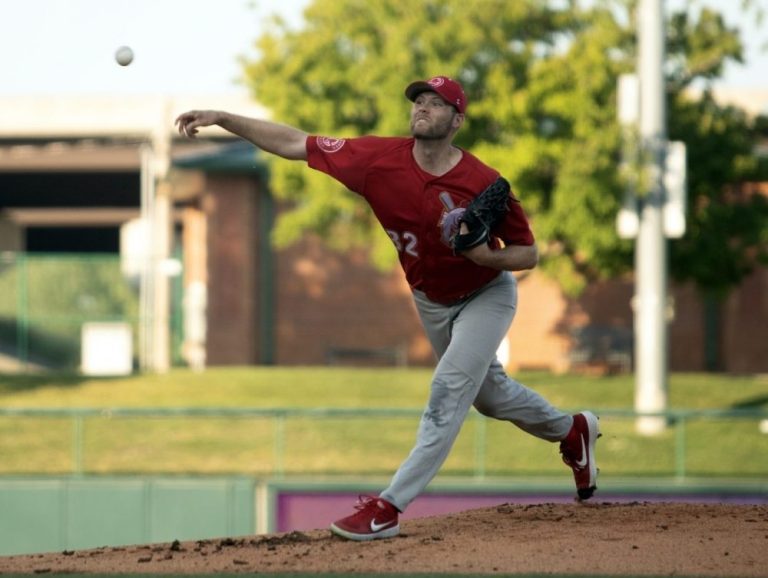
[0,0,766,557]
[0,0,766,376]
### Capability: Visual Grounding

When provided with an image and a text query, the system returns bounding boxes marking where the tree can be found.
[245,0,574,269]
[665,1,768,369]
[242,0,768,302]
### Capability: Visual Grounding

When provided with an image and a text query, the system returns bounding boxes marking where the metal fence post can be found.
[674,414,687,480]
[16,254,29,370]
[473,412,486,480]
[73,415,84,476]
[274,412,285,478]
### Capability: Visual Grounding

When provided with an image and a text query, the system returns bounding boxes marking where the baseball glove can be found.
[452,176,511,253]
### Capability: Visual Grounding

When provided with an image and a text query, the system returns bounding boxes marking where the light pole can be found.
[618,2,687,433]
[634,0,669,434]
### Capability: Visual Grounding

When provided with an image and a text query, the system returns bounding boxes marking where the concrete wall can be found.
[0,478,255,556]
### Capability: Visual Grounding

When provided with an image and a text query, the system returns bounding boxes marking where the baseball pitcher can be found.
[176,75,600,542]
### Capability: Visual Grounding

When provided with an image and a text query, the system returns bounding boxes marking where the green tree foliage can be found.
[669,94,768,297]
[242,0,767,296]
[665,0,768,298]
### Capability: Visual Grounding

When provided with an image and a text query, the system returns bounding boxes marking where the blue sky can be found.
[1,0,765,97]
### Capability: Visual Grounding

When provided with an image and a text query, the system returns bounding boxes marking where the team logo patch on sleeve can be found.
[316,136,346,153]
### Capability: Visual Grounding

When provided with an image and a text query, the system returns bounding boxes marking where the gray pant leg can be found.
[474,361,571,441]
[380,272,569,512]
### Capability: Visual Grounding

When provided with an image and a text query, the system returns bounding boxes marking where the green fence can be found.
[0,477,256,556]
[0,252,182,371]
[1,407,766,480]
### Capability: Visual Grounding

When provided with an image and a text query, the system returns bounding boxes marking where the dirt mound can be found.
[2,502,767,576]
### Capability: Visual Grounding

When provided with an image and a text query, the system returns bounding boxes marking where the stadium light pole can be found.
[139,143,155,371]
[634,0,669,434]
[151,120,173,374]
[138,117,173,373]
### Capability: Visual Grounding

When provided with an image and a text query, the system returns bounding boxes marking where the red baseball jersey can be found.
[306,135,535,304]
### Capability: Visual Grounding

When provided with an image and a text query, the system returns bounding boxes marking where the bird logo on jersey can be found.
[437,191,466,248]
[316,136,346,153]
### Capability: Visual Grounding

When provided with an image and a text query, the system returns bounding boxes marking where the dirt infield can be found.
[1,502,767,576]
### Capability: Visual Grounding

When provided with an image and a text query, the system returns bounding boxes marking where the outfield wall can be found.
[2,476,767,556]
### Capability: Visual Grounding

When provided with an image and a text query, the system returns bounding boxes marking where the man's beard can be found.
[411,116,454,140]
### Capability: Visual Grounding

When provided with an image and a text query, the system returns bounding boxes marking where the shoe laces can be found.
[349,495,393,520]
[353,495,379,511]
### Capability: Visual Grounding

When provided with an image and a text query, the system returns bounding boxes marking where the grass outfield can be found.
[0,367,766,478]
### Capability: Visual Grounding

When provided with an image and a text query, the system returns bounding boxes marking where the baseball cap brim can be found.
[404,81,436,103]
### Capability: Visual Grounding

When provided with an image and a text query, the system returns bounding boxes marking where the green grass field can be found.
[0,368,766,479]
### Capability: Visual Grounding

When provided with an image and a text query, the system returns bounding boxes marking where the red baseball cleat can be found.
[560,411,600,500]
[330,495,400,541]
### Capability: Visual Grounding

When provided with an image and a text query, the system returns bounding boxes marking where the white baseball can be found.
[115,46,134,66]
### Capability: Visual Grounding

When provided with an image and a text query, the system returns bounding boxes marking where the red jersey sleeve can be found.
[496,196,535,246]
[306,135,391,194]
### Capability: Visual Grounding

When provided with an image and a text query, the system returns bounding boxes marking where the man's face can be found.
[410,91,462,140]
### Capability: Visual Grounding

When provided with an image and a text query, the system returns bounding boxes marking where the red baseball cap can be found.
[405,76,467,114]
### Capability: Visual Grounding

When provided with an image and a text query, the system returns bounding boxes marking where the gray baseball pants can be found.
[380,271,573,512]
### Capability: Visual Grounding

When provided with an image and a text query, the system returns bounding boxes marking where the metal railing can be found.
[2,407,766,479]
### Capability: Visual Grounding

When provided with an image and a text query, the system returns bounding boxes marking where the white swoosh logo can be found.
[575,434,589,468]
[370,519,391,532]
